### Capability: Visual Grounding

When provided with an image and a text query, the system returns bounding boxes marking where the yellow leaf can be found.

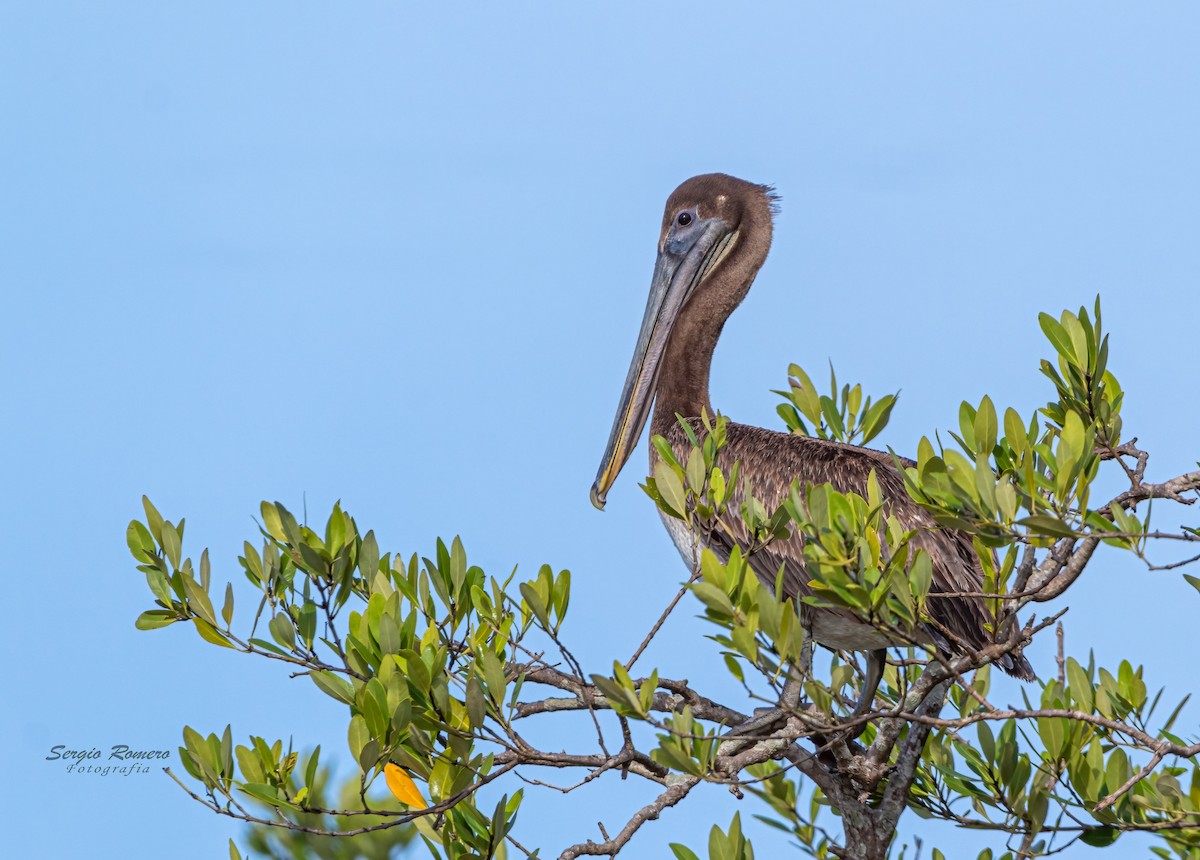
[384,763,426,808]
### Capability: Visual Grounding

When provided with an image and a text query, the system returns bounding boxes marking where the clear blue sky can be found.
[3,3,1197,858]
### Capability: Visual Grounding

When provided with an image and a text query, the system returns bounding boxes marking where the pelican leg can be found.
[798,626,813,680]
[775,668,806,718]
[750,629,813,725]
[779,626,814,708]
[843,648,887,739]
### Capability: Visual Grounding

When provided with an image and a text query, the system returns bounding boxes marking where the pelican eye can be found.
[676,211,693,227]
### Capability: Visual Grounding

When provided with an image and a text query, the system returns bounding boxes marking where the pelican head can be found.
[590,174,777,510]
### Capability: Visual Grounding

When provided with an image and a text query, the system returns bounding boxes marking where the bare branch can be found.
[878,681,950,832]
[557,776,700,859]
[1056,621,1066,688]
[1093,748,1168,812]
[624,572,700,672]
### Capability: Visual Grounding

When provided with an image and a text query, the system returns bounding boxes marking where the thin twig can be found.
[625,571,701,671]
[1056,622,1066,688]
[1093,748,1168,812]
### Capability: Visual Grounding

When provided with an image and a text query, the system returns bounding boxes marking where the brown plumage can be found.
[660,420,1033,680]
[591,173,1034,695]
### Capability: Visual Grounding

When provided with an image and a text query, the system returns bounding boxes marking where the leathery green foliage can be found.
[128,497,560,858]
[642,299,1199,858]
[129,299,1199,859]
[241,764,417,860]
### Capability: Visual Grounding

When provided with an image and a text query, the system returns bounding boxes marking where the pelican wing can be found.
[662,419,1035,680]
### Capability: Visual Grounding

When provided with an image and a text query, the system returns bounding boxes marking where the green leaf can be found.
[259,502,286,542]
[135,610,176,630]
[1079,826,1119,848]
[653,741,701,775]
[347,715,370,770]
[1018,514,1077,539]
[311,670,355,705]
[240,782,299,811]
[670,844,702,860]
[221,583,234,628]
[466,674,486,727]
[552,568,571,627]
[638,669,658,715]
[519,581,550,629]
[859,394,897,444]
[1038,716,1066,759]
[1104,747,1130,798]
[161,522,182,570]
[819,394,846,440]
[144,567,174,607]
[723,654,744,683]
[654,460,688,519]
[142,496,165,545]
[249,637,289,657]
[182,575,218,626]
[194,618,235,648]
[909,550,932,606]
[477,647,507,706]
[269,612,296,651]
[1039,313,1074,363]
[126,520,157,561]
[1161,693,1191,733]
[976,720,995,763]
[1004,407,1027,454]
[1062,311,1090,369]
[652,434,684,472]
[358,530,380,579]
[974,396,998,454]
[296,601,316,648]
[690,581,734,617]
[686,447,706,493]
[1067,658,1094,713]
[709,467,728,508]
[786,364,822,425]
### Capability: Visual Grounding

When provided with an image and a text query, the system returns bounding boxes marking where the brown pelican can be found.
[590,173,1034,726]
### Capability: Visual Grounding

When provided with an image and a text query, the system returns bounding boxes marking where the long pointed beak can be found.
[590,219,736,510]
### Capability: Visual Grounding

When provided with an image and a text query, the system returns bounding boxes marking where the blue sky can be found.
[3,3,1198,858]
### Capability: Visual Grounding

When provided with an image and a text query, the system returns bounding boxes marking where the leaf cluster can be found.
[776,363,898,446]
[126,297,1200,860]
[128,497,571,859]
